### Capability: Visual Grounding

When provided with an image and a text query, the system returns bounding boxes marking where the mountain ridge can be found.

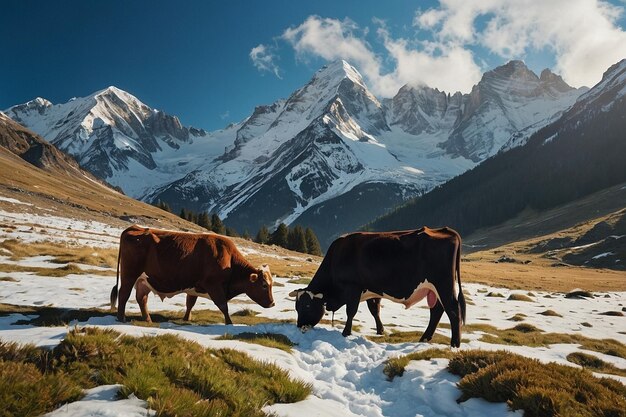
[5,59,586,247]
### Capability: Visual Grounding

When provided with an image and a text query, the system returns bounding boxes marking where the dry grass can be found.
[460,257,626,292]
[539,310,562,317]
[0,262,113,277]
[0,239,118,268]
[508,313,527,322]
[216,332,295,352]
[566,352,626,377]
[368,331,469,346]
[0,303,292,327]
[0,328,311,417]
[244,252,321,279]
[0,149,205,232]
[508,293,534,302]
[474,323,626,359]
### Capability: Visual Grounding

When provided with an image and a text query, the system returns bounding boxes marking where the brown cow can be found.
[110,225,275,323]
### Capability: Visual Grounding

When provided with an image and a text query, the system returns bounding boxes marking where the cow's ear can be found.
[249,273,258,282]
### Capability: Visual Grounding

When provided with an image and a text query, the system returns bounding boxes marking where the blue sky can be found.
[2,0,626,131]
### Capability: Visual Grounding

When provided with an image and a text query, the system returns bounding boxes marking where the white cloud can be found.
[261,2,626,95]
[414,0,626,87]
[219,110,230,120]
[282,16,395,93]
[281,16,482,96]
[250,44,282,79]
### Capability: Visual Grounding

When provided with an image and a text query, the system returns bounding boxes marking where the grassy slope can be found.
[0,146,203,231]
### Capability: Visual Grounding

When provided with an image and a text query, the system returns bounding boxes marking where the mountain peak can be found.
[31,97,53,107]
[539,69,573,93]
[93,85,139,103]
[314,59,366,88]
[486,60,538,82]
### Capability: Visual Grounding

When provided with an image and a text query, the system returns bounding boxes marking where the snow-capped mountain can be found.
[370,59,626,245]
[3,87,229,196]
[433,60,583,161]
[5,60,585,247]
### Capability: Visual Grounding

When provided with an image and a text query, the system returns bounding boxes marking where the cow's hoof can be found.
[117,316,126,323]
[342,330,351,337]
[419,334,432,343]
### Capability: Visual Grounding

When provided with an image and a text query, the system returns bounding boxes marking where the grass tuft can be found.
[539,310,562,317]
[231,308,259,317]
[508,293,534,302]
[599,311,624,317]
[486,292,505,297]
[217,332,295,352]
[384,348,454,380]
[508,313,527,322]
[565,290,594,299]
[566,352,626,377]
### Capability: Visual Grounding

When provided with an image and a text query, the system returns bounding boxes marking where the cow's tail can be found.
[456,240,466,325]
[110,239,122,311]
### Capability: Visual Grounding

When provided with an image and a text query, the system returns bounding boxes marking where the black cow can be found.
[289,227,466,347]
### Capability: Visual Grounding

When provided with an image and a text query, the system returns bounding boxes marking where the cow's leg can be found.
[217,302,232,325]
[184,295,198,321]
[342,289,361,337]
[366,298,384,335]
[117,267,143,322]
[135,278,152,323]
[419,301,444,342]
[205,284,232,325]
[442,295,462,348]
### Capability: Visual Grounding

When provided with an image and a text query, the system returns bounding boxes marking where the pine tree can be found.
[179,208,188,220]
[270,223,289,248]
[211,214,226,235]
[255,226,270,244]
[197,212,211,230]
[225,226,239,237]
[154,200,171,212]
[242,230,251,240]
[287,225,307,253]
[305,227,322,256]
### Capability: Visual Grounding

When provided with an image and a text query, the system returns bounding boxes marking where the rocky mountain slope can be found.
[5,60,585,247]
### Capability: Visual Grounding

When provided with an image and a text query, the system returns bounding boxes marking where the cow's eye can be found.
[262,282,268,289]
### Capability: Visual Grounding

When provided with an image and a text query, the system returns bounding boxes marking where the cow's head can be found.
[245,264,275,308]
[288,288,325,332]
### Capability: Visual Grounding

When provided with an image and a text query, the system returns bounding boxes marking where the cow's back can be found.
[141,228,237,293]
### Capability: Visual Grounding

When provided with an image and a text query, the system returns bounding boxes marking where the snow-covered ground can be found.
[0,203,625,417]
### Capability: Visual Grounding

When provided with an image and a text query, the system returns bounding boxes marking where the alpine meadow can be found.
[0,1,625,416]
